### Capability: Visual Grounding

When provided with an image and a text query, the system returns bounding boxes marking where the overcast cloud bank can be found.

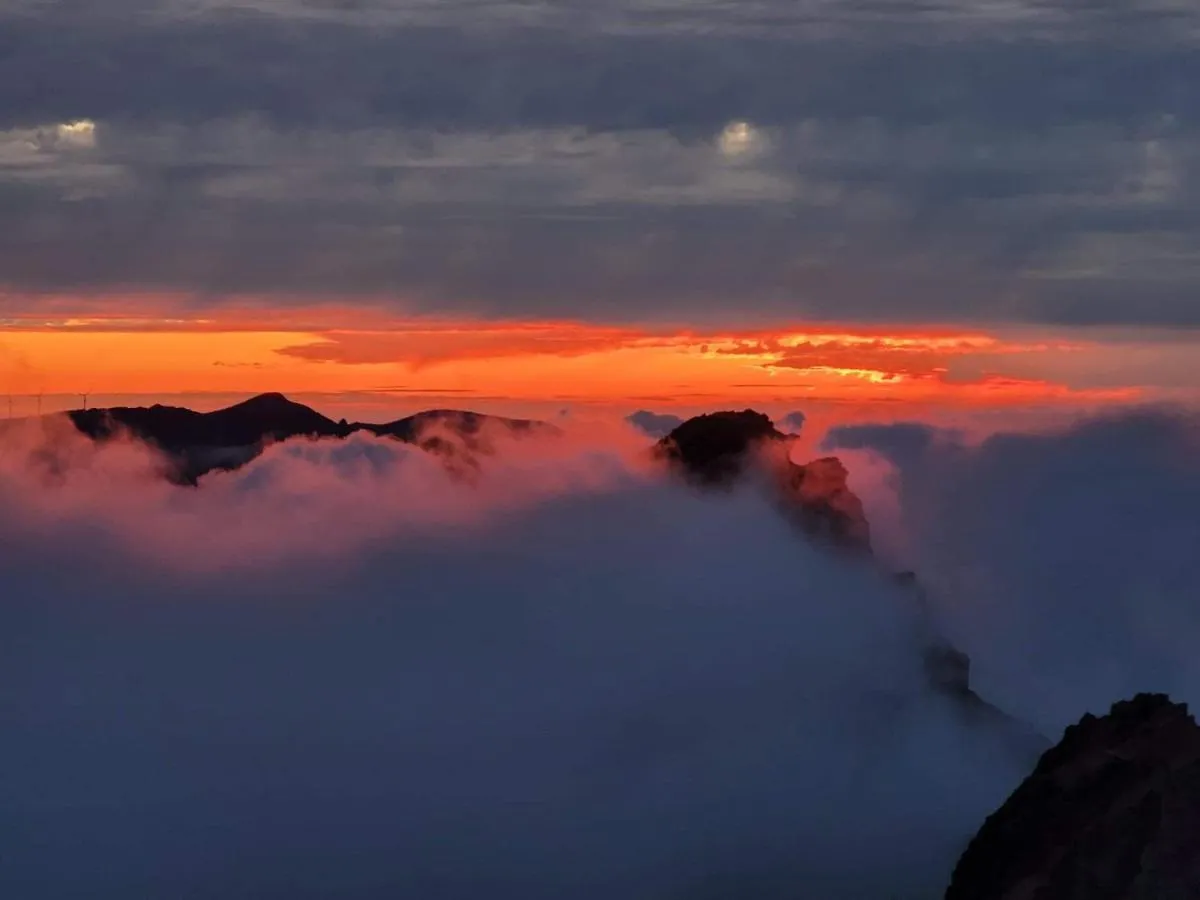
[3,1,1200,326]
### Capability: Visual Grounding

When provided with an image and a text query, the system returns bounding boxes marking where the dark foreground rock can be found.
[946,692,1200,900]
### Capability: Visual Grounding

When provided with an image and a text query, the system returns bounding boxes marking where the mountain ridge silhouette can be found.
[52,393,554,484]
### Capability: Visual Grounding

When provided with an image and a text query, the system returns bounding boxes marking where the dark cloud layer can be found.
[3,11,1196,132]
[2,1,1200,325]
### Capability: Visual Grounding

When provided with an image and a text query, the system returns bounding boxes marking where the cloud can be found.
[823,421,947,471]
[5,404,1200,896]
[626,409,684,438]
[276,321,655,368]
[824,408,1200,736]
[781,410,806,433]
[0,416,1039,899]
[1,5,1200,327]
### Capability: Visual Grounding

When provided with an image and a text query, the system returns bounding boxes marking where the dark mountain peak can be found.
[1032,693,1194,781]
[197,393,339,446]
[216,392,331,425]
[656,410,869,553]
[656,409,788,485]
[52,396,560,484]
[362,408,556,443]
[946,692,1200,900]
[226,391,294,411]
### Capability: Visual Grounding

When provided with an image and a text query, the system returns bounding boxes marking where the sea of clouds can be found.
[826,408,1200,739]
[2,406,1198,899]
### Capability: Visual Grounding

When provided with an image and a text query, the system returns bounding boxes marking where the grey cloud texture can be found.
[2,0,1200,324]
[1,1,1200,325]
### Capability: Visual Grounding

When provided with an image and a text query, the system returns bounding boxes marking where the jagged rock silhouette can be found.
[654,410,871,553]
[947,693,1200,900]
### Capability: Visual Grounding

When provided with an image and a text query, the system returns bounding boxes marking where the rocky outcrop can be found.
[920,639,1048,763]
[776,455,871,551]
[658,410,1050,762]
[946,693,1200,900]
[656,410,871,553]
[654,410,785,486]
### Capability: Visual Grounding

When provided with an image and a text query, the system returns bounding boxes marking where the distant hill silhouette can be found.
[59,393,555,484]
[360,408,547,443]
[68,393,346,450]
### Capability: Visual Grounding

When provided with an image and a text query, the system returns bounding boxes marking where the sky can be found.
[1,0,1199,415]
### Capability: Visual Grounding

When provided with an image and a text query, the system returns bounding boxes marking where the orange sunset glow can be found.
[0,300,1147,412]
